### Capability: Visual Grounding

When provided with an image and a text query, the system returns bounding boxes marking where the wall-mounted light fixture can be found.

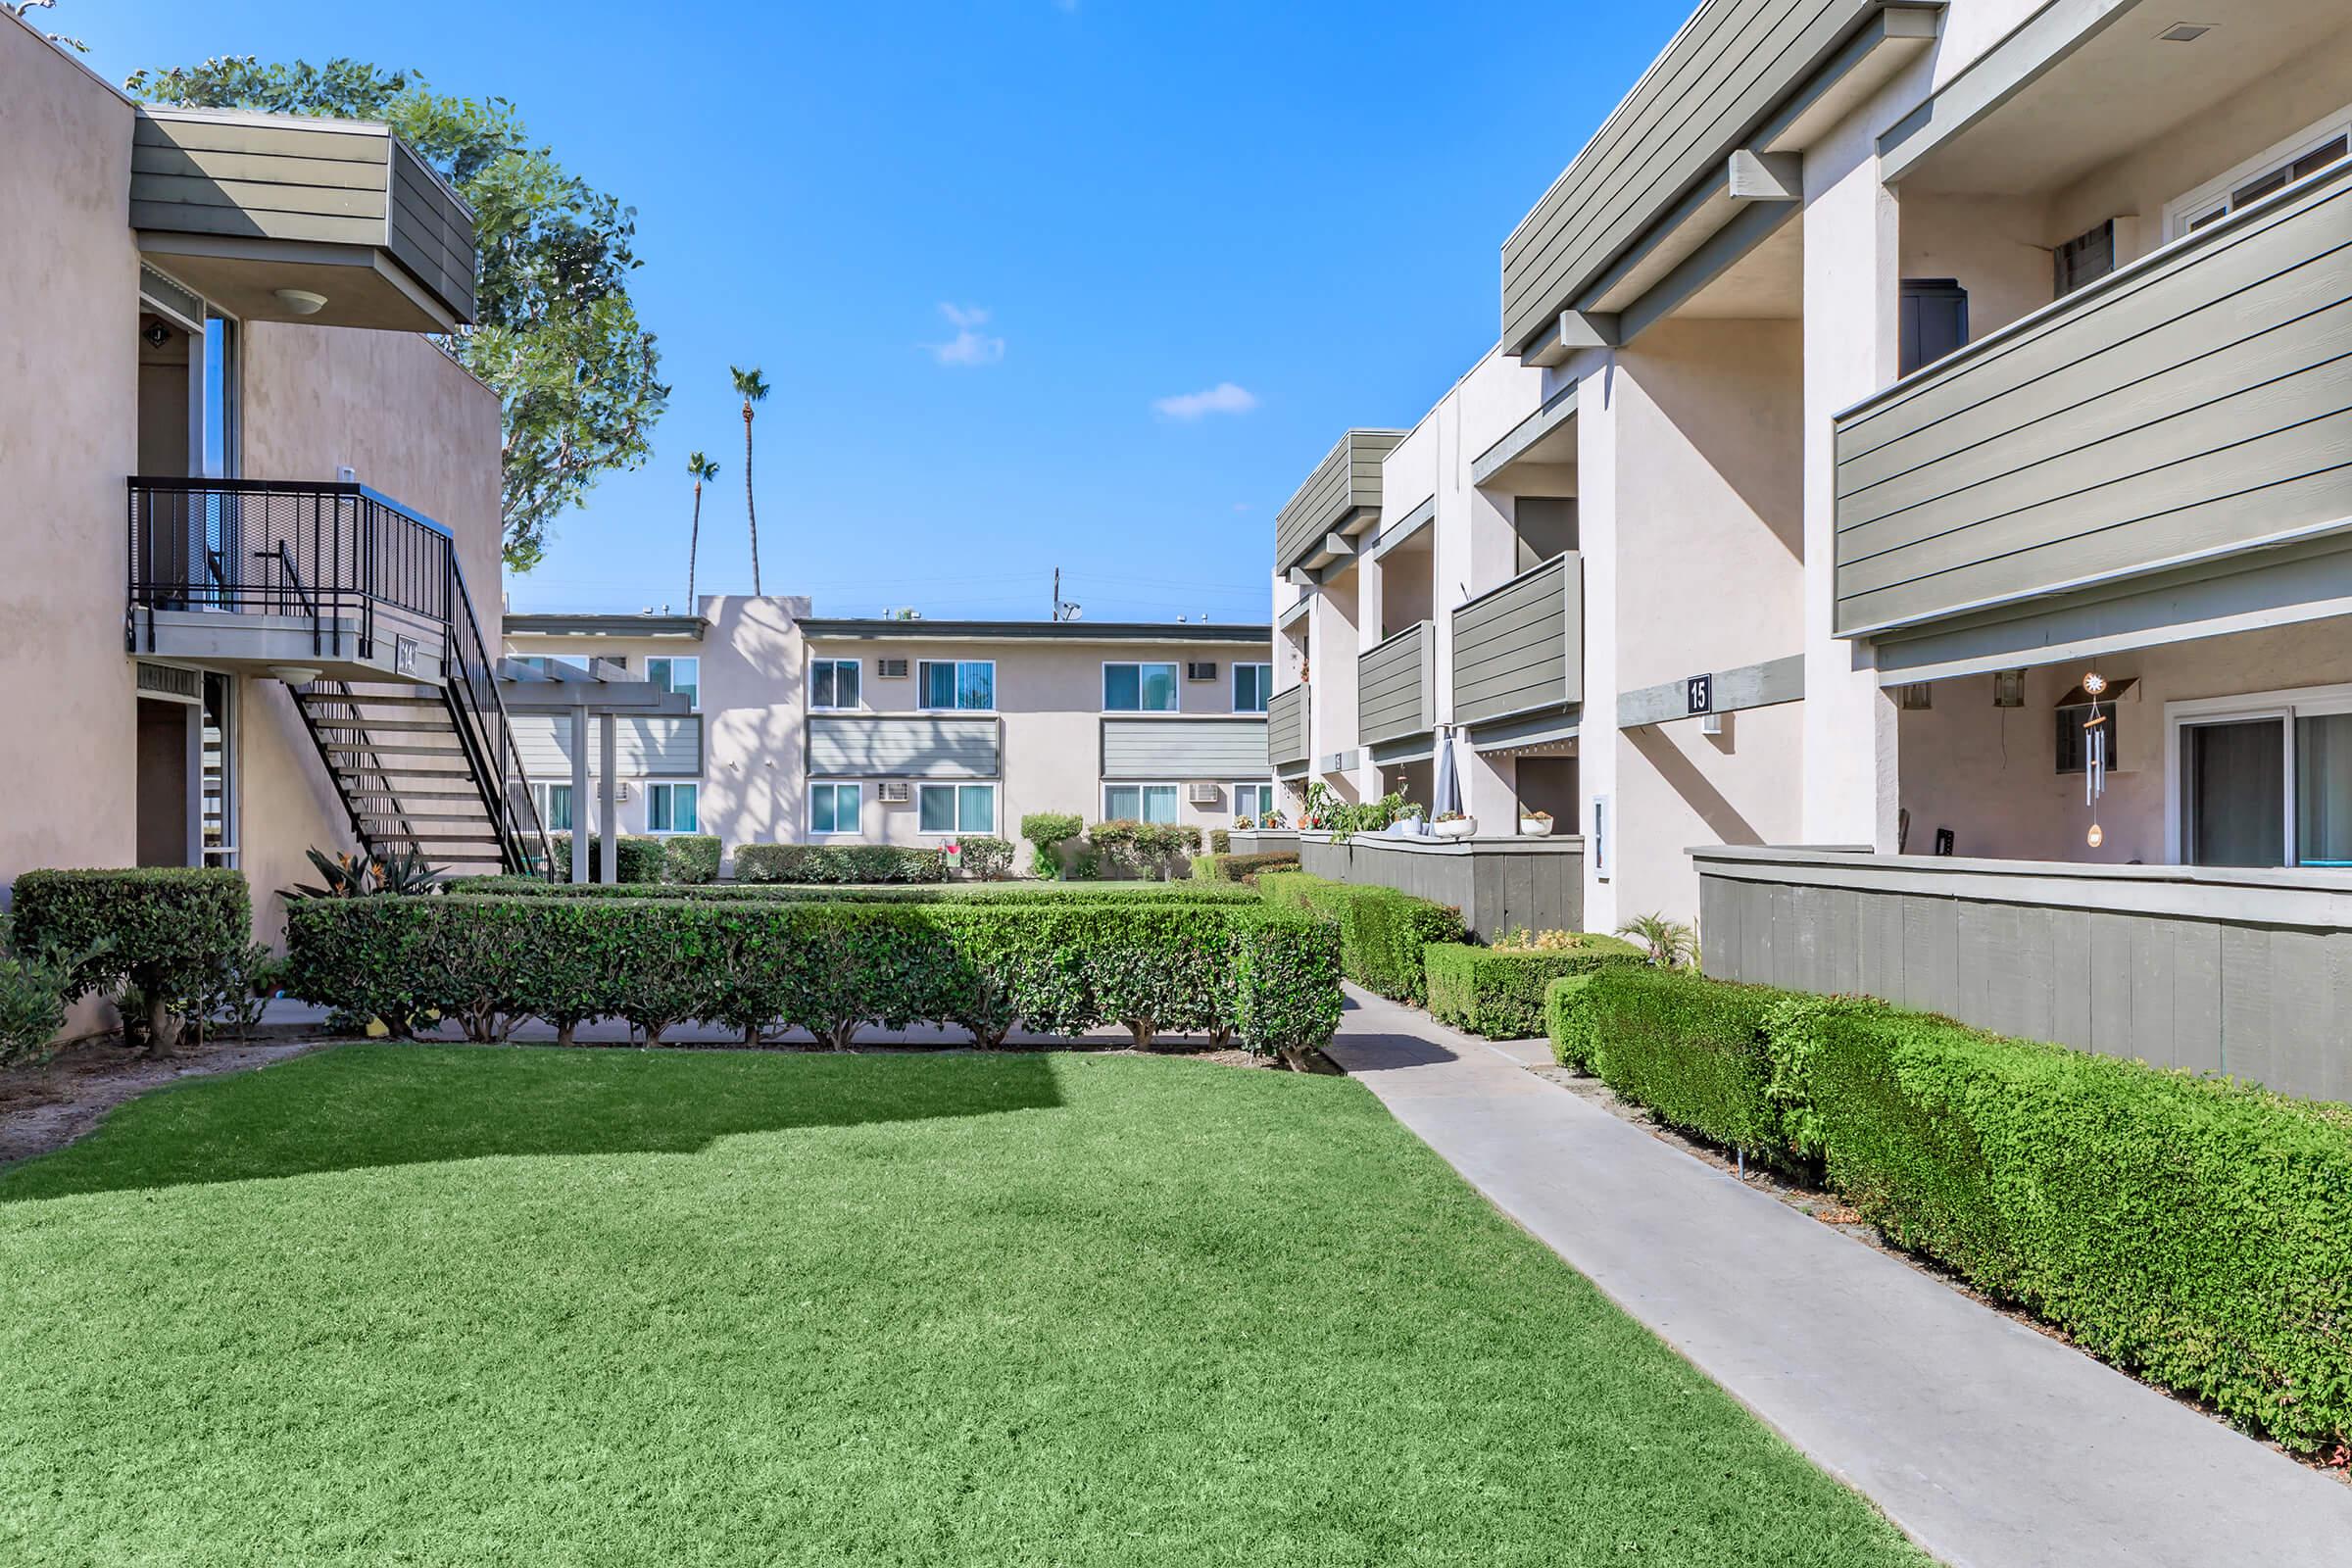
[1992,669,2027,708]
[272,288,329,316]
[1899,683,1934,710]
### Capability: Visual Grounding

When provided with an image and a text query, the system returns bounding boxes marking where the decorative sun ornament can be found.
[2082,670,2109,849]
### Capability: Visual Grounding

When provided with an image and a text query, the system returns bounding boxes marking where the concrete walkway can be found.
[1325,986,2352,1568]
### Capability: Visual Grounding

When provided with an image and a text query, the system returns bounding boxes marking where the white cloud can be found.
[927,303,1004,367]
[1232,502,1251,513]
[1153,381,1258,420]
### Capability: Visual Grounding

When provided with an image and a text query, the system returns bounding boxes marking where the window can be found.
[647,781,699,834]
[811,658,859,710]
[1233,663,1273,713]
[647,656,700,711]
[1104,662,1180,712]
[1232,782,1278,819]
[811,781,860,836]
[524,655,591,676]
[919,660,995,710]
[199,672,235,865]
[2169,108,2352,237]
[533,782,573,833]
[917,782,995,835]
[1103,783,1179,824]
[2168,685,2352,867]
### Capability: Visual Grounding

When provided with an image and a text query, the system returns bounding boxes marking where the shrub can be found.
[1019,812,1083,879]
[955,835,1015,881]
[286,895,1341,1057]
[1255,871,1462,1004]
[1616,911,1697,968]
[1547,967,1788,1162]
[11,868,249,1054]
[1066,847,1103,881]
[437,877,1267,906]
[1208,829,1230,855]
[550,834,664,884]
[1192,852,1301,885]
[1424,937,1643,1040]
[0,914,79,1068]
[662,835,723,885]
[732,844,947,885]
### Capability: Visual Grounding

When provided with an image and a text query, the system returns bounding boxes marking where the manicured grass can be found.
[0,1047,1923,1565]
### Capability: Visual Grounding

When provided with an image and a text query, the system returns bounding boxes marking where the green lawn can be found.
[0,1047,1923,1566]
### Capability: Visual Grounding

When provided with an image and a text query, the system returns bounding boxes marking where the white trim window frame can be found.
[1102,661,1181,713]
[1231,780,1277,819]
[2164,103,2352,240]
[810,780,861,836]
[1102,781,1180,825]
[646,656,701,711]
[2163,681,2352,868]
[810,657,860,712]
[646,780,700,834]
[917,659,996,712]
[916,781,997,836]
[532,781,575,834]
[1232,662,1273,713]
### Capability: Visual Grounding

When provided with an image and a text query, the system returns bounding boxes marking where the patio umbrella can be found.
[1433,726,1461,826]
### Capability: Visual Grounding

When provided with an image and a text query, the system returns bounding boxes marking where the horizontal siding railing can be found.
[1356,621,1433,747]
[1274,430,1401,573]
[1268,685,1310,769]
[1833,161,2352,637]
[1452,553,1582,726]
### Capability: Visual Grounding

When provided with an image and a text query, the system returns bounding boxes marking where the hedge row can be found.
[549,835,665,884]
[1189,852,1301,885]
[11,868,252,1051]
[1254,871,1463,1004]
[1423,938,1642,1040]
[287,895,1342,1056]
[732,843,947,884]
[1544,967,2352,1454]
[446,878,1267,906]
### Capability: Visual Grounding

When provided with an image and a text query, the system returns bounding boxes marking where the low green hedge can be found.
[1190,852,1301,885]
[733,844,947,884]
[1546,966,2352,1455]
[550,835,663,884]
[1424,938,1642,1040]
[1255,871,1462,1004]
[446,878,1265,906]
[11,867,250,1048]
[286,895,1341,1057]
[662,835,722,885]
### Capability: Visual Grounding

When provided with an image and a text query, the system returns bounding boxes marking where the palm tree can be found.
[684,450,718,608]
[730,367,770,595]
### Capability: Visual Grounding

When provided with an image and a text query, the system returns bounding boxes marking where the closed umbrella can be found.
[1433,726,1461,828]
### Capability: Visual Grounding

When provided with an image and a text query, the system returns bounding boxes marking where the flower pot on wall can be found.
[1434,816,1476,840]
[1518,816,1553,838]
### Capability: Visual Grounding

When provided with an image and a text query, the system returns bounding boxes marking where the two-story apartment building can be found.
[1,13,546,954]
[1276,0,2352,1100]
[505,603,1273,859]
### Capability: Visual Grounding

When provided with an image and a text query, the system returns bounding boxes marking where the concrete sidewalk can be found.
[1325,987,2352,1568]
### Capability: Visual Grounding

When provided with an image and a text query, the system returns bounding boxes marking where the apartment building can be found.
[1275,0,2352,1100]
[0,14,545,951]
[504,604,1273,858]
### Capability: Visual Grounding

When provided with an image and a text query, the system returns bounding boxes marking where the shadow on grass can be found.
[0,1044,1064,1203]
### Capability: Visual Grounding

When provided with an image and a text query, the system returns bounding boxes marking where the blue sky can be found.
[74,0,1688,622]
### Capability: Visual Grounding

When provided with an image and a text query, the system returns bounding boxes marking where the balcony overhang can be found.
[131,609,440,686]
[1503,1,1939,359]
[132,108,477,333]
[1471,384,1579,488]
[1274,429,1405,574]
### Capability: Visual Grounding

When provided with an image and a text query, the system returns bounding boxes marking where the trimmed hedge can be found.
[1546,967,1788,1161]
[1545,966,2352,1455]
[662,835,722,885]
[286,895,1341,1056]
[446,878,1266,906]
[732,844,947,885]
[11,868,250,1049]
[1423,938,1642,1040]
[550,835,664,884]
[1255,871,1462,1004]
[1190,852,1301,885]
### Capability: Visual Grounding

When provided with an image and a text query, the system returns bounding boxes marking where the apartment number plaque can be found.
[1686,674,1714,716]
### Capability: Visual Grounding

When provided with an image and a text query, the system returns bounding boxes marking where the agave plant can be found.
[286,846,445,900]
[1616,911,1697,969]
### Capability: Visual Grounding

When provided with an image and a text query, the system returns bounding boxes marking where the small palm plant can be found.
[1617,911,1696,969]
[287,846,445,899]
[684,450,718,608]
[730,366,770,595]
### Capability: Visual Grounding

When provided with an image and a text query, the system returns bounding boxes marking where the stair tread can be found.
[357,812,495,823]
[321,743,466,755]
[314,718,457,734]
[343,790,487,801]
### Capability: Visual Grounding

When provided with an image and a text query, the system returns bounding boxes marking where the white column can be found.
[1801,129,1902,850]
[598,712,618,885]
[1576,354,1622,935]
[567,702,590,884]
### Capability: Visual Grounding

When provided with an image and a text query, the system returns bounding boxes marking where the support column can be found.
[567,701,589,883]
[598,712,618,886]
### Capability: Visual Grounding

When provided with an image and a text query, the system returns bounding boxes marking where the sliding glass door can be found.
[2174,694,2352,868]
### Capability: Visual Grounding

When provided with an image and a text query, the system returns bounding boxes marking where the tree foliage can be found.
[122,57,668,571]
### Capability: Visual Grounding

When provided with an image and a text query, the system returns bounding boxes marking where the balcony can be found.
[1832,162,2352,638]
[1267,684,1309,775]
[1357,621,1434,749]
[1452,553,1583,729]
[1275,429,1403,577]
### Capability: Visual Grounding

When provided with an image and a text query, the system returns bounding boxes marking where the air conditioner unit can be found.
[879,781,912,805]
[1186,662,1218,681]
[614,783,634,803]
[1188,782,1221,806]
[878,658,910,679]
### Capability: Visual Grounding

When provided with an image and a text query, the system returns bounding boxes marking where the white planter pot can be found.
[1434,816,1477,839]
[1518,817,1554,837]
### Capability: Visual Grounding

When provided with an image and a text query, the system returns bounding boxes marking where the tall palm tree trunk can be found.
[687,480,703,608]
[742,406,761,597]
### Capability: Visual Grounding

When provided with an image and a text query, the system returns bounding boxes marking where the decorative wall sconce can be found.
[1992,669,2027,708]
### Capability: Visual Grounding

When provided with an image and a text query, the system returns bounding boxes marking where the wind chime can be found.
[2082,671,2108,849]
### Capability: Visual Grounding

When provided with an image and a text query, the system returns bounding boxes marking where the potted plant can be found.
[1518,808,1554,838]
[1433,808,1476,840]
[1234,814,1254,831]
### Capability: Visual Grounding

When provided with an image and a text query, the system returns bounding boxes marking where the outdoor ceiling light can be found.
[268,665,323,686]
[272,287,329,316]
